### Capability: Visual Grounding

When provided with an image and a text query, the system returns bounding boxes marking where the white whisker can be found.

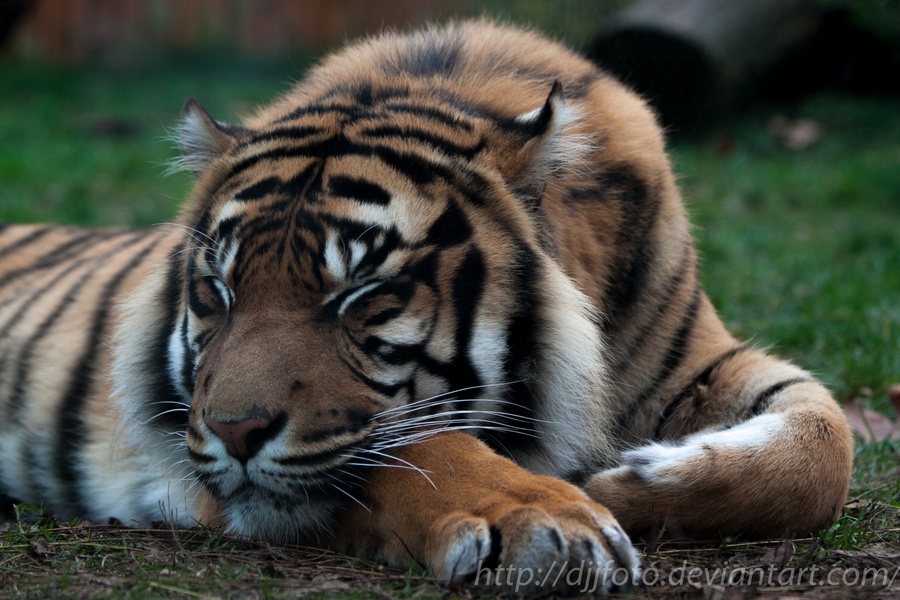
[373,425,541,450]
[355,448,435,489]
[155,221,217,246]
[326,475,370,513]
[374,381,523,416]
[144,407,190,425]
[376,409,546,434]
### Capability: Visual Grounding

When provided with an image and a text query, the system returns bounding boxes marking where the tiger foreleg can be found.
[334,431,640,594]
[586,354,853,540]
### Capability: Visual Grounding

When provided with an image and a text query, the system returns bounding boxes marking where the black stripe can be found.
[33,230,117,266]
[223,136,489,206]
[225,147,313,187]
[215,216,241,241]
[274,86,476,132]
[446,248,486,408]
[232,162,318,203]
[194,328,217,352]
[369,143,492,205]
[616,286,703,432]
[7,260,94,417]
[363,307,404,328]
[484,246,541,455]
[185,271,219,320]
[178,310,196,397]
[593,165,662,329]
[232,240,276,289]
[652,344,751,440]
[231,200,302,282]
[353,228,402,279]
[273,101,361,124]
[383,103,474,131]
[0,230,118,294]
[233,177,281,202]
[144,244,192,431]
[360,125,484,159]
[367,143,439,187]
[0,226,53,259]
[339,355,404,397]
[187,448,215,464]
[425,200,471,247]
[54,234,164,514]
[300,423,361,444]
[363,338,422,367]
[228,202,294,242]
[246,125,326,145]
[7,233,144,420]
[328,175,391,206]
[0,253,95,345]
[322,283,385,323]
[613,241,693,372]
[318,82,415,107]
[20,443,46,515]
[401,249,440,290]
[748,378,811,417]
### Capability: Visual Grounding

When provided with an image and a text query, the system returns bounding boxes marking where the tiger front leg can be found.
[334,431,640,595]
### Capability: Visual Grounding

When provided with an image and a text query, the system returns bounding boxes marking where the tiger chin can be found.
[0,20,852,595]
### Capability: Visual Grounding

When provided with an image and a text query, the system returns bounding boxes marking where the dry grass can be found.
[2,458,898,600]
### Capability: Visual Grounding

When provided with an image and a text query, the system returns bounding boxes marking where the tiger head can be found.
[116,77,609,541]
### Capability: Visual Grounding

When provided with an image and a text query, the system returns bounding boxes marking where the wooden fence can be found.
[7,0,462,63]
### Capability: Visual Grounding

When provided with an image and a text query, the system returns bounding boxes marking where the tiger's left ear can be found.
[175,98,245,175]
[500,82,588,208]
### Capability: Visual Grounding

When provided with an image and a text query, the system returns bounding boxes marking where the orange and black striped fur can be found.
[0,21,851,592]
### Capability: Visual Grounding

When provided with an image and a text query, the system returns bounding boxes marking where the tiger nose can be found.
[203,415,276,462]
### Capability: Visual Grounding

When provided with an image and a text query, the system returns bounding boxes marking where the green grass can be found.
[672,95,900,407]
[0,57,308,227]
[1,59,898,597]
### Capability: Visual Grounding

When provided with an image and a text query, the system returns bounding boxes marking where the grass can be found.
[1,57,898,598]
[0,56,307,227]
[674,95,900,407]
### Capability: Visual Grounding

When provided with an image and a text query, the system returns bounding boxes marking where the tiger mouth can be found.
[224,476,341,505]
[191,440,368,502]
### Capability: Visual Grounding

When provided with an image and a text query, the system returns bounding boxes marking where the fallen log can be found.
[587,0,821,134]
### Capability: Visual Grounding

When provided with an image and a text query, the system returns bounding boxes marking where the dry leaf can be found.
[844,387,900,442]
[759,539,796,568]
[29,539,50,559]
[767,116,823,150]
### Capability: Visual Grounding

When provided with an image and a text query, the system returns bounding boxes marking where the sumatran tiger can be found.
[0,20,852,594]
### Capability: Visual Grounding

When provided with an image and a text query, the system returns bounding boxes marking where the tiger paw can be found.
[423,475,641,595]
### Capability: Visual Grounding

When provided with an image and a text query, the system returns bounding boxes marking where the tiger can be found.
[0,20,852,594]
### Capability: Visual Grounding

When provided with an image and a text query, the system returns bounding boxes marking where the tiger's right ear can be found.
[175,98,244,175]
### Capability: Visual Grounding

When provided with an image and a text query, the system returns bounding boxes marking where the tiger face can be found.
[166,87,606,538]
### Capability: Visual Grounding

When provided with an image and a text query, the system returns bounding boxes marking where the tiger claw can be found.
[428,513,494,582]
[426,488,641,595]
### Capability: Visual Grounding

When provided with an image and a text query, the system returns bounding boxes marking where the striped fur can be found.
[0,21,851,590]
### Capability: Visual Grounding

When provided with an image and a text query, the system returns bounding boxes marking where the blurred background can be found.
[0,0,898,413]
